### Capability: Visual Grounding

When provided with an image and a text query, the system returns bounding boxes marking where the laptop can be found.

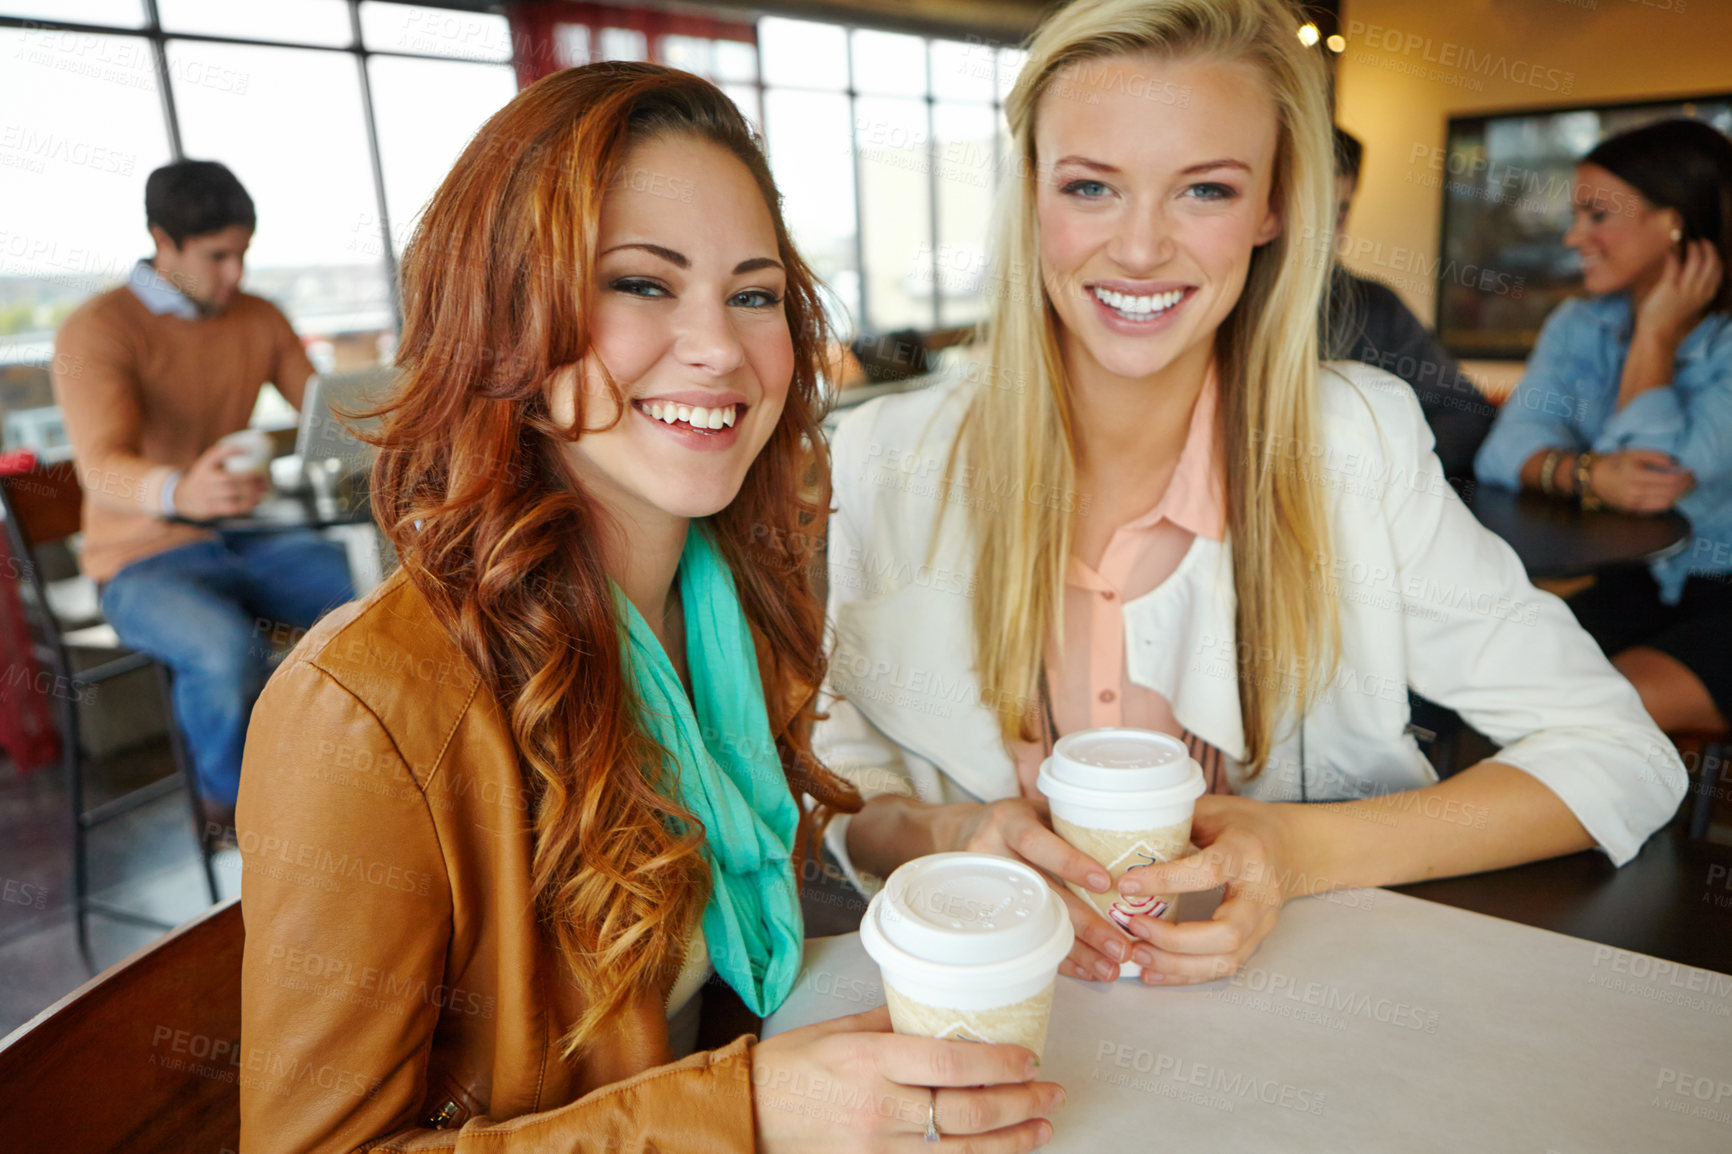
[294,366,397,482]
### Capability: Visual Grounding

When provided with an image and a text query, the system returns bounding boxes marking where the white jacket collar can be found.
[826,381,1250,797]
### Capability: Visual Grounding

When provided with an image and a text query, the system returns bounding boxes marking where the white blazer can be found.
[815,361,1686,889]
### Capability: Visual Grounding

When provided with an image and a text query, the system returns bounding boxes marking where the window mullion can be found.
[844,27,868,335]
[141,0,183,161]
[925,46,940,330]
[349,0,400,333]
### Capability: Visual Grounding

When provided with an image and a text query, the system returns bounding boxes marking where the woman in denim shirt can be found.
[1477,118,1732,735]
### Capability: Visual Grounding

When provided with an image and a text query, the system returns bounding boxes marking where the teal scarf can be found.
[615,525,803,1017]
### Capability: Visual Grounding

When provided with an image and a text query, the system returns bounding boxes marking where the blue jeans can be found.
[100,530,355,808]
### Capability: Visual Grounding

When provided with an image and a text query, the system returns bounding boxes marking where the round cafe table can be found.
[1466,484,1691,581]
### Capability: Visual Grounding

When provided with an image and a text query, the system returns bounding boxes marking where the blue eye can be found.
[1061,179,1110,199]
[730,288,783,309]
[1186,182,1237,201]
[611,277,669,298]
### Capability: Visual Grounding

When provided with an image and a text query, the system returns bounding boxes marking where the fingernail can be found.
[1095,960,1118,980]
[1133,948,1155,968]
[1118,879,1141,895]
[1089,872,1111,891]
[1144,970,1166,984]
[1054,1089,1069,1109]
[1027,1056,1041,1076]
[1039,1120,1055,1144]
[1104,937,1126,962]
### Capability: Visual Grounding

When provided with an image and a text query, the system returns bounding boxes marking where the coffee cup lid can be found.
[861,853,1072,977]
[1040,727,1204,802]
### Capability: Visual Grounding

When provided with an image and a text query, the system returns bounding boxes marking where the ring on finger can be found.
[925,1086,941,1142]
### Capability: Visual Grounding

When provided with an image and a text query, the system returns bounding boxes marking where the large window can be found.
[0,0,516,378]
[169,41,393,371]
[368,55,519,259]
[523,6,1014,340]
[758,17,1025,336]
[0,0,1025,387]
[158,0,354,47]
[0,25,175,364]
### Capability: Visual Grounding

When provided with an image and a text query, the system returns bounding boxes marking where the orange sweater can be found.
[52,285,313,582]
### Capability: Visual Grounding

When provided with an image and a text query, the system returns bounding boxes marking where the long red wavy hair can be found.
[369,62,859,1054]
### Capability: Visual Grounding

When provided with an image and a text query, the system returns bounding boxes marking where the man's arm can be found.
[52,304,177,514]
[268,303,317,410]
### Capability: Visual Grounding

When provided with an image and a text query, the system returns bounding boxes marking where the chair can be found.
[0,460,218,972]
[0,896,242,1152]
[1671,728,1730,841]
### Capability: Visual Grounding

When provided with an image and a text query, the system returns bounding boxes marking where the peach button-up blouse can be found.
[1013,368,1236,798]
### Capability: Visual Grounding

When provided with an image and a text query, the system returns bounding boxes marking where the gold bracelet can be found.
[1576,451,1603,511]
[1539,449,1564,497]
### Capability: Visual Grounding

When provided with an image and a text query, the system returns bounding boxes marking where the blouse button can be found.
[1099,689,1116,704]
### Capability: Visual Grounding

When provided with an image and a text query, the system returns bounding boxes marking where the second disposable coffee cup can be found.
[1036,728,1205,979]
[860,852,1074,1059]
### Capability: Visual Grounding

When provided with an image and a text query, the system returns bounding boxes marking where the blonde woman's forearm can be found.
[843,793,957,883]
[1280,761,1596,897]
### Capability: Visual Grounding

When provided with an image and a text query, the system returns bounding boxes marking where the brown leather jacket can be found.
[237,570,776,1152]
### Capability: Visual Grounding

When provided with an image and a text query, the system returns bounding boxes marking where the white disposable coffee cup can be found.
[217,429,273,476]
[1036,728,1205,980]
[860,852,1074,1059]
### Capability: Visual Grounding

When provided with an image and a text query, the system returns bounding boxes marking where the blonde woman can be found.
[816,0,1686,989]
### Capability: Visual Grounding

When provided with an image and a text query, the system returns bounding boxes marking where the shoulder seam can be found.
[300,636,478,788]
[268,660,455,900]
[422,676,484,790]
[291,659,428,796]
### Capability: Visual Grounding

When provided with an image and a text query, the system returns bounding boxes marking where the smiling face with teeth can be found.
[1564,162,1679,301]
[1033,51,1281,393]
[547,135,793,529]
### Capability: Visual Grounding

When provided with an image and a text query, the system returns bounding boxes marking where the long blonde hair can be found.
[959,0,1338,773]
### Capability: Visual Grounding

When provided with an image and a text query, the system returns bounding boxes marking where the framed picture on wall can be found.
[1435,94,1732,360]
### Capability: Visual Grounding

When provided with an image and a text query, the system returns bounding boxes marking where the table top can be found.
[172,490,372,533]
[764,891,1732,1152]
[1467,485,1690,580]
[1395,829,1732,975]
[804,829,1732,974]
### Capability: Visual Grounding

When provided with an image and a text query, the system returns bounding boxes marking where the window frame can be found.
[1,1,1019,342]
[0,0,523,334]
[755,20,1014,334]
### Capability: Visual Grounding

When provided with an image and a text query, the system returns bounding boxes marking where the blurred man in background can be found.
[52,160,353,829]
[1326,127,1497,481]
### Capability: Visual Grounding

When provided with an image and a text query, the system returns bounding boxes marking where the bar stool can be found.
[0,459,218,972]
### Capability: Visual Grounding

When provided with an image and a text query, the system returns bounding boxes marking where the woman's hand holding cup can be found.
[1035,729,1209,982]
[752,1004,1063,1154]
[1112,794,1296,985]
[941,797,1139,983]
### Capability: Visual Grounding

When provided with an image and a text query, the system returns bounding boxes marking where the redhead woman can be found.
[236,65,1062,1153]
[815,0,1686,989]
